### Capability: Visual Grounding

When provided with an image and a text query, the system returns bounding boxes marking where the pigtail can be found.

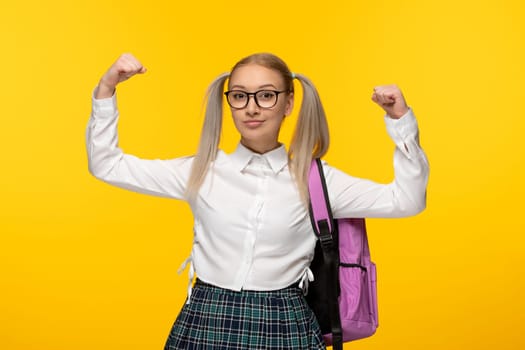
[185,53,327,206]
[289,73,330,205]
[185,72,230,202]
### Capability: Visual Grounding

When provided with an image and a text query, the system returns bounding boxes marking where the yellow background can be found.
[1,0,524,349]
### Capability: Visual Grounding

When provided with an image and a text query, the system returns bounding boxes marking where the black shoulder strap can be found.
[308,159,343,350]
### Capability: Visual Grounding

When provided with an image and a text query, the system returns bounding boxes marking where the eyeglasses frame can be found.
[224,89,290,109]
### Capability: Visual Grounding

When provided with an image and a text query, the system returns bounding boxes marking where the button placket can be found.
[235,156,268,287]
[245,157,273,288]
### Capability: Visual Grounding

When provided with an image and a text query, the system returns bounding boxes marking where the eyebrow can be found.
[229,83,278,90]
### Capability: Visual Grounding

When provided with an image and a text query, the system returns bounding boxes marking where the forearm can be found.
[94,82,116,100]
[86,92,121,180]
[384,109,429,215]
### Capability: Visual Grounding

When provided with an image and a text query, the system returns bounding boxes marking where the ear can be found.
[284,92,294,116]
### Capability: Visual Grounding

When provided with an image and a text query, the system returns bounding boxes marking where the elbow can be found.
[87,161,105,181]
[88,162,101,180]
[407,201,426,217]
[402,192,427,217]
[87,156,115,182]
[391,170,428,217]
[389,184,427,217]
[86,143,122,182]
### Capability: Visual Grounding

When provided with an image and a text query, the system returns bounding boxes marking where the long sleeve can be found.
[325,109,429,218]
[84,95,429,291]
[85,92,193,200]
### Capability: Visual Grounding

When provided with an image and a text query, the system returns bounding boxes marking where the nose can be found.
[245,95,260,115]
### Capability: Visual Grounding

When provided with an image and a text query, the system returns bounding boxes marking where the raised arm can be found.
[326,85,429,218]
[86,54,191,200]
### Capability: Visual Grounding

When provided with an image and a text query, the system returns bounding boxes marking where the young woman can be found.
[86,53,429,349]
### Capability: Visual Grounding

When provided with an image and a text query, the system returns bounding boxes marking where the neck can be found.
[241,139,280,154]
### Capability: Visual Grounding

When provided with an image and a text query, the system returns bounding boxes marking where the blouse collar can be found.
[230,143,289,174]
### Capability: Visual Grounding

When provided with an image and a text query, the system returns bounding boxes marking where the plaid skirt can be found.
[164,279,326,349]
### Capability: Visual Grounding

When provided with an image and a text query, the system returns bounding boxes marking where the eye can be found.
[257,91,276,101]
[231,91,247,101]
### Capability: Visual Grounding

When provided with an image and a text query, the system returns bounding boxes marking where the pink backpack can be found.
[306,159,379,350]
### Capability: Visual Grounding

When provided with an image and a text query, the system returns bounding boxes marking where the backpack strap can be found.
[308,158,343,350]
[308,158,334,238]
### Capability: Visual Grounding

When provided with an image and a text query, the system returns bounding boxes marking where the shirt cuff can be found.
[384,108,419,144]
[91,88,118,118]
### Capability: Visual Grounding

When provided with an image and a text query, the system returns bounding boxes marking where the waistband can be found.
[194,279,302,298]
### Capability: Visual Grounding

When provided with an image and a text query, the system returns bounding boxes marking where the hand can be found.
[371,85,409,119]
[95,53,147,99]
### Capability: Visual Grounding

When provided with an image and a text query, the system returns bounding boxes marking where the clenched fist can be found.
[371,85,409,119]
[95,53,147,99]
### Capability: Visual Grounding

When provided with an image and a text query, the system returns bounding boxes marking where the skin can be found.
[371,85,409,119]
[95,53,147,99]
[95,54,410,153]
[227,64,294,154]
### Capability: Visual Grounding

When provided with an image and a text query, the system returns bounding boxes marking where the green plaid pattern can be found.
[164,280,326,349]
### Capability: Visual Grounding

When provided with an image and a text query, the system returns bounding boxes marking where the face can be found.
[227,64,293,154]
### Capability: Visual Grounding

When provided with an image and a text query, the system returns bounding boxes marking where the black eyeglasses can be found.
[224,90,289,109]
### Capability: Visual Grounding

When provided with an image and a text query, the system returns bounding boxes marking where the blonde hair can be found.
[185,53,329,205]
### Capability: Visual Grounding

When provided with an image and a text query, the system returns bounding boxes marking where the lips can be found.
[244,120,265,128]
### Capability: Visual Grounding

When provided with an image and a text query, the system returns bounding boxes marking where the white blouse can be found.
[86,92,429,292]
